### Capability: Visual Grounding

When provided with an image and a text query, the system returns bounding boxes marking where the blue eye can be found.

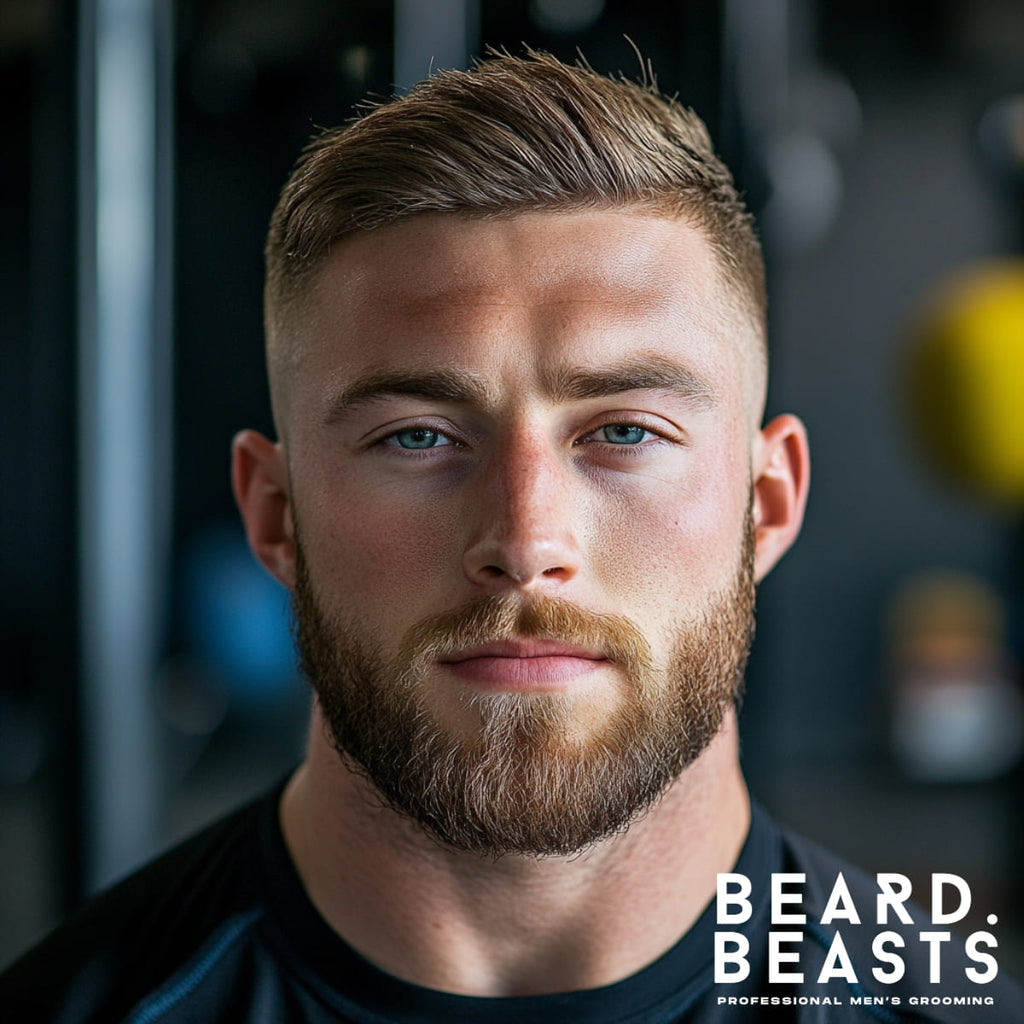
[387,427,452,449]
[599,424,651,445]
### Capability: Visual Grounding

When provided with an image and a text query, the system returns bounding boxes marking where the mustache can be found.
[398,594,654,681]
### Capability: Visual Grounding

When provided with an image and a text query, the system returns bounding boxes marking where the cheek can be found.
[585,446,749,608]
[295,473,466,618]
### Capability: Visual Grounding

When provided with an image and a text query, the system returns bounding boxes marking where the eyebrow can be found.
[324,368,491,422]
[542,355,717,408]
[323,354,716,423]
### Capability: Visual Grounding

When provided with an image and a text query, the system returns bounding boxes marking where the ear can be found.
[751,414,810,582]
[231,430,296,590]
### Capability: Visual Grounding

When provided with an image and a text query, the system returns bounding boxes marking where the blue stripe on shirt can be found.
[124,908,265,1023]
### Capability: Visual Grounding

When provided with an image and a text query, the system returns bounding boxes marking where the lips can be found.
[442,640,606,662]
[439,640,610,689]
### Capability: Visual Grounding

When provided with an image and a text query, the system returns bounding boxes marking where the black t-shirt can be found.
[2,785,1021,1022]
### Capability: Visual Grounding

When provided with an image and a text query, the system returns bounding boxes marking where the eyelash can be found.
[377,423,463,452]
[575,423,662,448]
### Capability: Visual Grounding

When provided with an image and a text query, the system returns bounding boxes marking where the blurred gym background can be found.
[2,0,1024,973]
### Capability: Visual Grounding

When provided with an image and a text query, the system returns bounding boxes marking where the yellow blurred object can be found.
[905,261,1024,505]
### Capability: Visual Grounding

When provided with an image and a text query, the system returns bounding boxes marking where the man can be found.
[3,50,1022,1022]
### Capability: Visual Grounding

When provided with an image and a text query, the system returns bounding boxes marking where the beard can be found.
[292,514,756,858]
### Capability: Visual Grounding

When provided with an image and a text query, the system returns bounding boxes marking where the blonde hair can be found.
[264,50,765,417]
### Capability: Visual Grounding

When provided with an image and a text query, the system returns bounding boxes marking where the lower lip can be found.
[442,656,609,690]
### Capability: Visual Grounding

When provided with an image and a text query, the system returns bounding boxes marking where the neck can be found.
[281,706,749,997]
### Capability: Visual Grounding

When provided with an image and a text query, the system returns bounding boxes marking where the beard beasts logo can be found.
[715,871,1000,993]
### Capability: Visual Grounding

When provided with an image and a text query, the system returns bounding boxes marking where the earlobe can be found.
[231,430,297,590]
[751,414,810,582]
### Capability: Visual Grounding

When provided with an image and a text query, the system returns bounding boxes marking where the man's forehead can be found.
[312,209,726,312]
[277,209,767,433]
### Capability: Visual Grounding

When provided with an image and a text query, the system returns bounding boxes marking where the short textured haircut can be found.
[264,49,765,424]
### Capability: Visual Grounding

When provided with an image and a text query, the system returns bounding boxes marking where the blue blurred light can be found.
[183,525,301,708]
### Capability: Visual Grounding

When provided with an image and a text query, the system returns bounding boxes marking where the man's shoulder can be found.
[774,822,1024,1023]
[0,786,277,1022]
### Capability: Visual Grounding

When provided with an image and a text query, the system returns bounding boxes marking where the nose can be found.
[462,431,581,590]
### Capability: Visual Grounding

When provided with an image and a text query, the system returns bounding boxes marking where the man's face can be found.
[281,210,765,855]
